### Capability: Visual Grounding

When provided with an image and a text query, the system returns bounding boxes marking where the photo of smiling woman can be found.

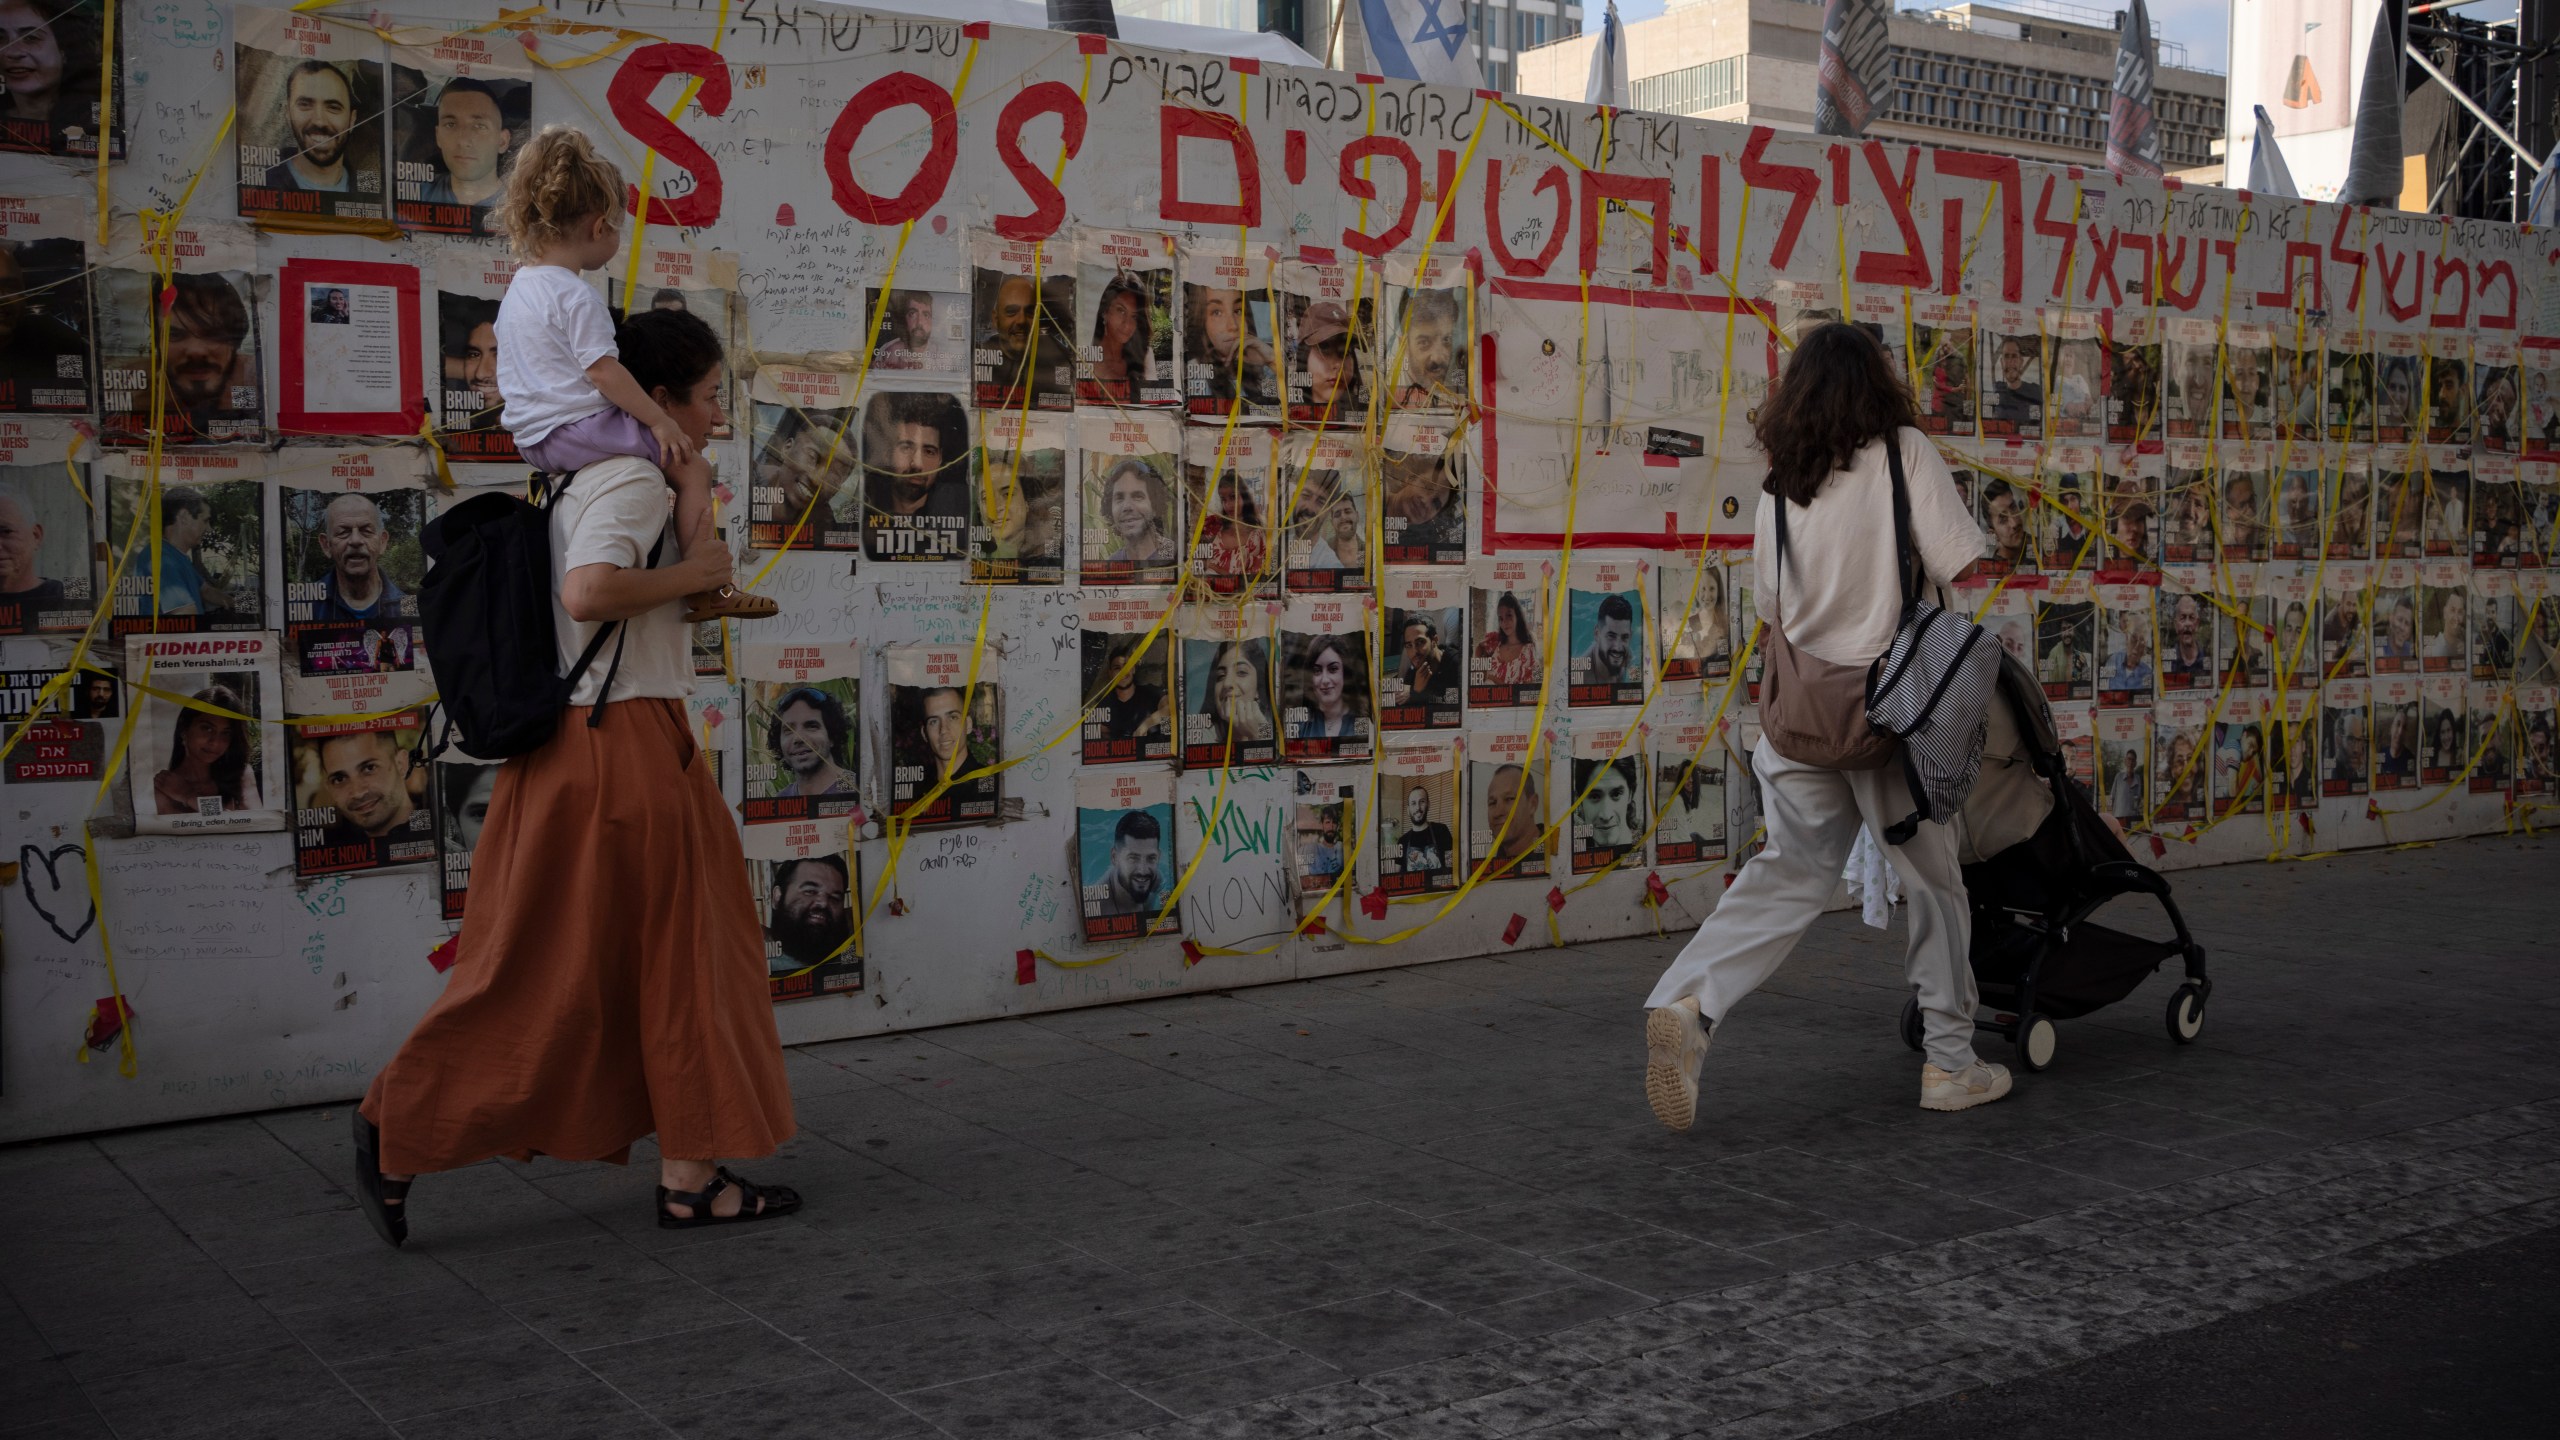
[151,682,266,818]
[0,0,118,157]
[1282,619,1374,763]
[1181,632,1277,768]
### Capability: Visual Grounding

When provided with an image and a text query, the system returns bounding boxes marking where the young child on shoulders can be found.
[492,125,775,622]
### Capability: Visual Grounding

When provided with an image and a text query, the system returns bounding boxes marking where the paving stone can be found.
[15,836,2560,1438]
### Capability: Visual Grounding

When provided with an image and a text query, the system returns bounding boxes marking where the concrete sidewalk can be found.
[6,834,2556,1440]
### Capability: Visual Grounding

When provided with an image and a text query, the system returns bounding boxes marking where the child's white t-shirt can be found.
[497,265,617,447]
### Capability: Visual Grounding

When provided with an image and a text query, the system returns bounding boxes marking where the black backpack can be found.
[419,473,659,758]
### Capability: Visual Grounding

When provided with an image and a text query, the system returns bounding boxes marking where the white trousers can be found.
[1644,741,1982,1072]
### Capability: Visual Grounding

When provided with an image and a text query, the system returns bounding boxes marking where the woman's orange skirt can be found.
[362,698,794,1173]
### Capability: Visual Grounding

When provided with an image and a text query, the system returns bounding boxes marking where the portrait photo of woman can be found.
[152,683,266,816]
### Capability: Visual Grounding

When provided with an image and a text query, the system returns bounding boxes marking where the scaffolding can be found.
[2410,0,2558,219]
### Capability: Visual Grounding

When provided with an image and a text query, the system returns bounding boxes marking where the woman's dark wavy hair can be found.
[170,683,253,807]
[1753,322,1917,506]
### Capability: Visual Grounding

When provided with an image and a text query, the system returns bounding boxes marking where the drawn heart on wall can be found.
[19,844,96,945]
[774,202,797,228]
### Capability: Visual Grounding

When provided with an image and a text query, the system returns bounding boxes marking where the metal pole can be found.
[2523,0,2559,207]
[2408,39,2541,169]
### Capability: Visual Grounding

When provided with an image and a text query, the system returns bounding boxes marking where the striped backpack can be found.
[1862,438,2002,843]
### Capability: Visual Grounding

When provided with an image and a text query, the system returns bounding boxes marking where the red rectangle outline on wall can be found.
[277,257,426,437]
[1478,278,1772,554]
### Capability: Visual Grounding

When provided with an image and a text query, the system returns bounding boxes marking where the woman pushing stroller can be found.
[1643,323,2012,1130]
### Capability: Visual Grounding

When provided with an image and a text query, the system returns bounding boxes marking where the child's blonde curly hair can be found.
[495,125,625,261]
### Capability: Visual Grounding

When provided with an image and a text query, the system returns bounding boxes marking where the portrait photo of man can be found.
[392,71,524,235]
[762,854,853,975]
[1571,755,1644,870]
[1294,803,1345,891]
[1394,287,1466,408]
[768,685,856,798]
[865,287,962,376]
[1081,632,1171,763]
[1389,610,1462,712]
[1394,782,1454,877]
[99,269,262,443]
[237,30,387,221]
[296,724,435,874]
[0,236,90,412]
[1094,809,1164,919]
[890,671,1003,827]
[972,264,1074,410]
[858,390,970,562]
[1472,757,1547,881]
[1571,591,1641,701]
[307,494,406,624]
[437,292,508,454]
[0,476,84,632]
[1984,331,2042,430]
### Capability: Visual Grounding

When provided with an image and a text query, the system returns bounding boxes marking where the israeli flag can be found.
[1585,0,1629,108]
[1361,0,1486,91]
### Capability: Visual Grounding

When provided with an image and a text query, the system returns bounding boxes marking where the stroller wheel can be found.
[1899,995,1925,1053]
[2015,1013,2057,1072]
[2166,983,2206,1045]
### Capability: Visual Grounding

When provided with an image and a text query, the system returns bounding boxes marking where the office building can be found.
[1514,0,2224,174]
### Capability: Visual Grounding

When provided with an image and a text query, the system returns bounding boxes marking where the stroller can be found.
[1895,652,2211,1072]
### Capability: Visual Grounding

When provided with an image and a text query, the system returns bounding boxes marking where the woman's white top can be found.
[1752,426,1985,668]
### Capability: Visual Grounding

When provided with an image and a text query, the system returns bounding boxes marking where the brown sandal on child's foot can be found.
[683,584,780,623]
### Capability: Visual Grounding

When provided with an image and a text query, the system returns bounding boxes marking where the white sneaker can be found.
[1919,1060,2014,1112]
[1644,997,1711,1132]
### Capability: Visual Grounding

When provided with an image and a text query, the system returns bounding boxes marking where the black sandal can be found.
[655,1167,801,1229]
[350,1111,410,1249]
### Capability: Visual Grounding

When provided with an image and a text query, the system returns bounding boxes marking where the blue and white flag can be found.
[1585,0,1629,109]
[1360,0,1485,91]
[2527,141,2560,228]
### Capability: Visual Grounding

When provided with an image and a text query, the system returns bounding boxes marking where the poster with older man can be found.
[96,220,266,446]
[756,850,864,1003]
[1075,768,1175,945]
[290,711,437,877]
[279,449,432,713]
[0,419,92,635]
[971,231,1074,412]
[389,35,529,237]
[0,194,93,414]
[235,6,388,223]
